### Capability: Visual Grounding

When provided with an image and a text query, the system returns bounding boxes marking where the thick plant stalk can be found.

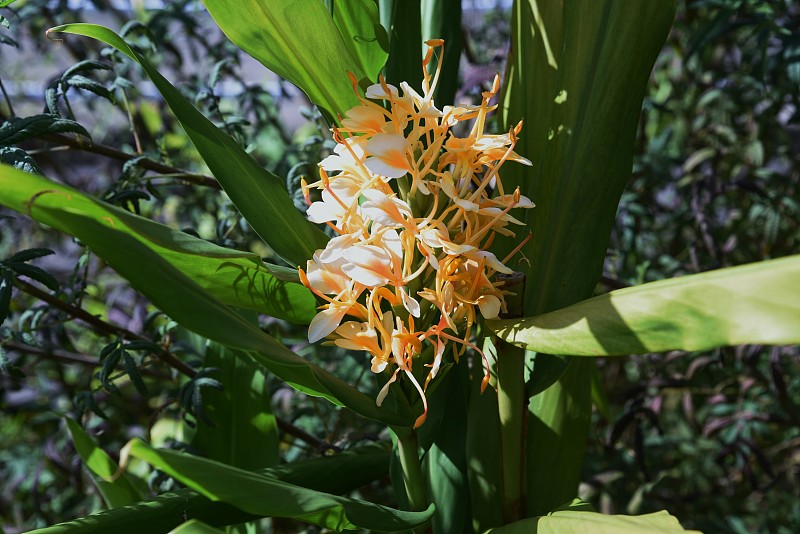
[495,272,527,522]
[392,426,429,514]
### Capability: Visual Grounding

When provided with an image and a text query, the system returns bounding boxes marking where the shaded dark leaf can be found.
[123,352,148,396]
[0,270,12,324]
[8,263,59,291]
[63,74,115,103]
[6,248,54,264]
[0,146,42,174]
[63,59,113,78]
[0,114,91,145]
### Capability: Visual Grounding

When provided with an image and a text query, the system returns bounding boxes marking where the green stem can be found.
[497,340,527,523]
[495,272,527,523]
[391,426,428,513]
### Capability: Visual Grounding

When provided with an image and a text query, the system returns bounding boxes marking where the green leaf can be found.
[465,354,503,533]
[28,444,391,534]
[1,170,411,425]
[499,1,677,315]
[486,509,699,533]
[498,0,676,514]
[421,368,471,534]
[169,520,225,534]
[65,418,144,508]
[420,0,461,106]
[191,342,279,470]
[526,359,592,518]
[200,0,388,121]
[0,271,14,325]
[379,0,423,88]
[490,255,800,355]
[170,519,225,534]
[0,166,316,324]
[0,114,91,145]
[48,23,327,268]
[6,247,54,263]
[329,1,390,87]
[526,353,569,398]
[124,439,434,532]
[61,74,115,103]
[7,263,59,291]
[0,146,41,173]
[590,362,612,421]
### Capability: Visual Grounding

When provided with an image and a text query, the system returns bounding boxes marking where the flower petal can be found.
[308,306,349,343]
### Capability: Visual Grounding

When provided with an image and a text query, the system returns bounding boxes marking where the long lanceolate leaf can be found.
[47,23,327,268]
[65,418,144,509]
[0,167,316,324]
[124,439,434,532]
[29,444,393,533]
[491,255,800,355]
[499,0,676,515]
[200,0,388,123]
[0,165,411,426]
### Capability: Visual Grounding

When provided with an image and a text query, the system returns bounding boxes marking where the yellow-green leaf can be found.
[491,255,800,355]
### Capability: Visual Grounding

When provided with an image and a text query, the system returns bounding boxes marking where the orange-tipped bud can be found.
[300,177,312,205]
[491,74,501,94]
[425,38,444,47]
[480,373,491,393]
[377,74,400,107]
[346,71,360,94]
[413,413,427,429]
[298,268,311,289]
[318,167,331,188]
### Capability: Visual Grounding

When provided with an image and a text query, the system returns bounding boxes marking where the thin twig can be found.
[600,274,630,291]
[120,88,143,154]
[0,77,15,117]
[2,340,170,379]
[14,278,197,378]
[276,417,337,453]
[39,133,221,189]
[3,340,96,366]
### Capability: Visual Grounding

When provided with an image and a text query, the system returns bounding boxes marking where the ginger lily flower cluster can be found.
[299,40,533,428]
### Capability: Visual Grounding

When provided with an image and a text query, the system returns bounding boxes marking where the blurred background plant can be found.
[0,0,797,533]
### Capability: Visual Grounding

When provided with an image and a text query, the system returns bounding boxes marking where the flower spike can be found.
[300,40,533,426]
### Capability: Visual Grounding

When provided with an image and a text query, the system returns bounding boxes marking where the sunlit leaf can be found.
[169,520,225,534]
[28,444,392,533]
[486,507,699,533]
[0,166,316,324]
[491,255,800,355]
[0,165,411,424]
[200,0,388,121]
[124,439,434,532]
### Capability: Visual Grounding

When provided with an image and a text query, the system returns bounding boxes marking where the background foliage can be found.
[0,1,797,533]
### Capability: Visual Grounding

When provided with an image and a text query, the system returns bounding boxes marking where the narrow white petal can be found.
[342,264,390,287]
[308,307,348,343]
[401,287,421,318]
[365,157,408,178]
